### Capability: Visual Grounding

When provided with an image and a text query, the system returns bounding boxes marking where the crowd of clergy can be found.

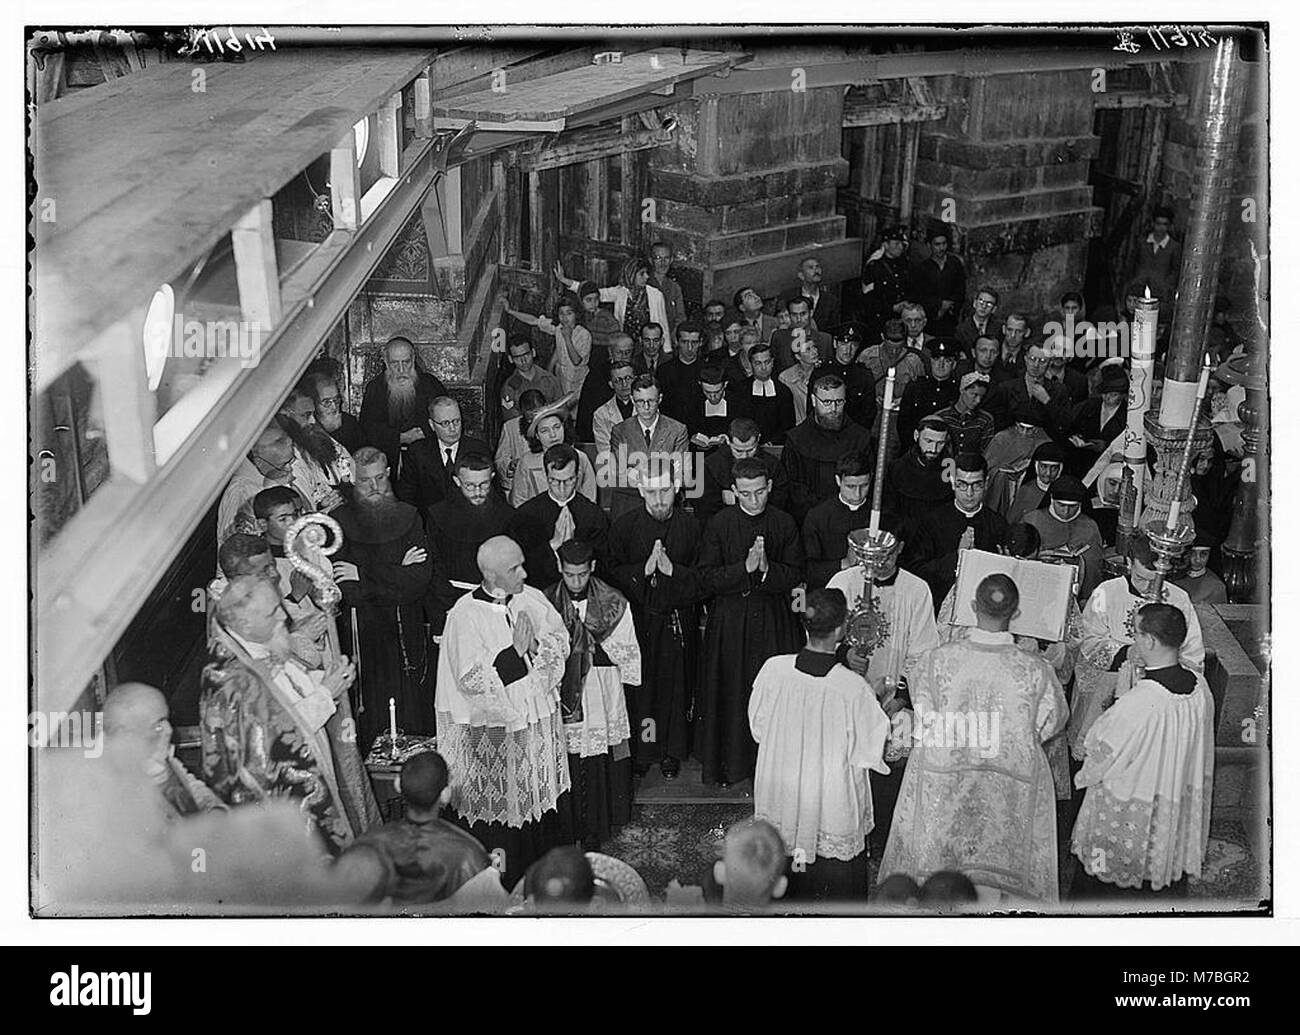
[88,216,1249,914]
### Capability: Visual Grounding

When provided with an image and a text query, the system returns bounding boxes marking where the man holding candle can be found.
[1067,536,1205,760]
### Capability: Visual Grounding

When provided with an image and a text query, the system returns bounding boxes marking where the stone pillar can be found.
[646,87,862,307]
[911,70,1103,317]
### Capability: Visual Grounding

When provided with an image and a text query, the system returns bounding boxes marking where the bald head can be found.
[477,535,527,596]
[974,573,1020,630]
[103,682,171,770]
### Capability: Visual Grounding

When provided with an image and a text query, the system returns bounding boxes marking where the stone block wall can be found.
[912,70,1105,320]
[646,86,856,305]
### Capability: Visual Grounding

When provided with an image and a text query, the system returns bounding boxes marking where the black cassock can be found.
[697,505,805,784]
[508,492,609,590]
[335,501,437,751]
[425,491,515,633]
[802,495,876,590]
[607,506,705,768]
[904,502,1008,612]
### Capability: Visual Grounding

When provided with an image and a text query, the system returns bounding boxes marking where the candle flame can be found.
[1144,286,1153,300]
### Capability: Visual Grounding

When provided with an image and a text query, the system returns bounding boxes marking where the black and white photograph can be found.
[22,11,1278,935]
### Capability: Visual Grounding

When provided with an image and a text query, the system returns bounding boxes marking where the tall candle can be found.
[1165,355,1212,531]
[1123,290,1159,529]
[869,367,897,536]
[388,696,398,744]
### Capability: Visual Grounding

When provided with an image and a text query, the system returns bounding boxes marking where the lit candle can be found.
[388,696,398,746]
[869,367,897,536]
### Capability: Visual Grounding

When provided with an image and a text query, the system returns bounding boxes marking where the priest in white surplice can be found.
[1068,536,1204,760]
[750,588,890,903]
[436,535,571,890]
[881,573,1068,905]
[1071,602,1214,898]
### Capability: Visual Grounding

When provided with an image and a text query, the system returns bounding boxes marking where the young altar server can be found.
[544,538,642,849]
[749,588,891,903]
[1071,603,1215,899]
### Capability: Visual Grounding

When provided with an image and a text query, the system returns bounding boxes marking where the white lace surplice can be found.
[880,632,1068,903]
[1071,675,1215,890]
[1068,577,1204,760]
[436,587,573,828]
[825,567,939,687]
[566,605,641,758]
[749,656,890,863]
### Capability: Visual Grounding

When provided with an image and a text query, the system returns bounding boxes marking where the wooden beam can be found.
[377,91,402,177]
[231,199,282,330]
[898,122,919,222]
[89,319,157,485]
[585,158,608,241]
[841,101,948,128]
[1094,91,1188,109]
[330,130,362,231]
[523,126,672,172]
[528,169,543,270]
[502,160,522,267]
[443,165,463,254]
[413,69,432,137]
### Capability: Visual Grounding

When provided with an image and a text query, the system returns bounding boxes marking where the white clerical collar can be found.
[548,491,576,508]
[752,379,776,397]
[704,398,727,416]
[968,627,1014,645]
[1146,232,1170,250]
[955,503,983,518]
[839,496,866,511]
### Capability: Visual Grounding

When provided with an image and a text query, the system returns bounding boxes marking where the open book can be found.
[950,549,1077,642]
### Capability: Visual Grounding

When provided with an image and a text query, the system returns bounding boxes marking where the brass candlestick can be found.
[844,528,896,654]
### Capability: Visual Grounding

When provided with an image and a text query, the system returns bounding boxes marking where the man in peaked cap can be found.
[859,225,911,338]
[897,337,962,445]
[808,323,877,432]
[1026,474,1106,601]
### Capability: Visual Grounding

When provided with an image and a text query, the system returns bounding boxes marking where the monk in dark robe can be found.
[801,453,879,590]
[883,415,954,537]
[425,452,514,634]
[780,374,873,524]
[358,336,448,472]
[694,417,790,526]
[507,444,608,590]
[697,457,805,787]
[905,452,1008,610]
[607,470,706,779]
[333,447,437,751]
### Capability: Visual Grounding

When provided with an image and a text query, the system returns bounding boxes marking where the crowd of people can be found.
[85,214,1251,914]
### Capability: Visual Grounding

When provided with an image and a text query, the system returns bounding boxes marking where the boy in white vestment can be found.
[1071,602,1214,900]
[750,588,891,904]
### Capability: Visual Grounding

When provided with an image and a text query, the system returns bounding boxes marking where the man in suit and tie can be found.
[396,396,490,517]
[592,359,638,454]
[606,374,690,523]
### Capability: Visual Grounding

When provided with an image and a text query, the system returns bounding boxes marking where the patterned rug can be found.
[601,802,754,899]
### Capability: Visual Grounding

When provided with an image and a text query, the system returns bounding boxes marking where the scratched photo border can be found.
[25,20,1271,922]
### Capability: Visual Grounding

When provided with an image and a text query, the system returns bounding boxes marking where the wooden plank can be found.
[503,161,522,267]
[432,48,738,127]
[414,69,433,137]
[528,170,544,269]
[585,159,607,240]
[898,121,919,222]
[231,199,282,332]
[444,165,463,253]
[710,237,864,303]
[491,159,507,263]
[89,320,157,485]
[523,125,672,172]
[378,91,402,178]
[359,176,399,223]
[841,101,948,127]
[1094,91,1187,109]
[330,131,362,230]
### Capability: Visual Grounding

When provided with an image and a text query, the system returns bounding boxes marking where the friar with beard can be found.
[606,469,706,780]
[359,336,448,474]
[332,447,438,750]
[780,374,873,524]
[881,415,954,537]
[278,383,355,493]
[426,451,515,637]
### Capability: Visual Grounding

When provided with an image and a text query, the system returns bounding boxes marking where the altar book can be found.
[949,549,1076,642]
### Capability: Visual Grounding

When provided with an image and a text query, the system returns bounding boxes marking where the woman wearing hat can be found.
[1066,364,1129,478]
[509,395,597,507]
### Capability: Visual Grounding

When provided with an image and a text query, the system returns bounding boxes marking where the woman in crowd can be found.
[508,397,597,507]
[556,258,671,352]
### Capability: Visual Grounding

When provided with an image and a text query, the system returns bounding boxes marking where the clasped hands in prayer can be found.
[512,612,539,658]
[744,536,769,575]
[644,539,675,577]
[321,656,356,699]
